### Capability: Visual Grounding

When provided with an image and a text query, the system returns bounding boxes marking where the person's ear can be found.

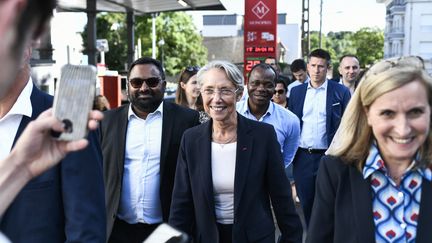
[180,81,186,89]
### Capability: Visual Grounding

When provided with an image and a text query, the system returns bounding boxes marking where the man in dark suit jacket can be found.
[0,50,106,242]
[288,49,351,225]
[100,57,199,243]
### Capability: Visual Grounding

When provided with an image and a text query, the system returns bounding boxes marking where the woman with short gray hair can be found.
[169,60,302,243]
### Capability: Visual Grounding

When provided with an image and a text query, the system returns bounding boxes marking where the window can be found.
[203,15,237,25]
[420,14,432,32]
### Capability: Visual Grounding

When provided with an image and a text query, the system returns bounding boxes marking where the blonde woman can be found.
[308,57,432,242]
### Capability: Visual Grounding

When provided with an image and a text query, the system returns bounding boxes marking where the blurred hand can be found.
[10,108,103,179]
[291,183,299,203]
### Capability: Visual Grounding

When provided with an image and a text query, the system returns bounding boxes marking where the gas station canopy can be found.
[57,0,226,14]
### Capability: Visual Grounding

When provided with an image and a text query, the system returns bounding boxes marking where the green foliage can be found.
[81,12,208,76]
[351,27,384,67]
[308,28,384,69]
[82,13,128,71]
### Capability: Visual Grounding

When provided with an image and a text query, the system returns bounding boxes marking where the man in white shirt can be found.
[100,57,200,243]
[338,54,361,94]
[288,49,351,226]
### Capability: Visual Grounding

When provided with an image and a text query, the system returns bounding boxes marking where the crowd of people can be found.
[1,1,432,243]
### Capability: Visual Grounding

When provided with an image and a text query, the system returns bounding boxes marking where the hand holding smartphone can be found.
[52,64,97,141]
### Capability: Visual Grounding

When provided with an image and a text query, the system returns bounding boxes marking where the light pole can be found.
[158,38,165,68]
[319,0,323,48]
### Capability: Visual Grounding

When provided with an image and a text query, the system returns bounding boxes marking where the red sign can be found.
[244,0,277,82]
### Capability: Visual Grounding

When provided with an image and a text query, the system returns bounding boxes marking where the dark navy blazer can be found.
[0,85,106,243]
[169,114,303,243]
[307,156,432,243]
[288,81,351,146]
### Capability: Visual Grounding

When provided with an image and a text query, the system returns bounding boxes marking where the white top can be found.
[211,141,236,224]
[300,80,328,149]
[0,79,33,160]
[118,102,164,224]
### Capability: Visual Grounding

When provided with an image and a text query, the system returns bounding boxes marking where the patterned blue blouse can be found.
[363,144,432,243]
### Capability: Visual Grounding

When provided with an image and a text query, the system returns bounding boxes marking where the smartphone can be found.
[52,64,97,141]
[143,223,190,243]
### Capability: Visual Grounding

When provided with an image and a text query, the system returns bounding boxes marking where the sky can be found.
[189,0,386,33]
[54,0,387,36]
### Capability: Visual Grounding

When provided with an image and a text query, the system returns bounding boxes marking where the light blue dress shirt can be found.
[299,80,328,149]
[118,103,164,225]
[287,77,309,98]
[236,100,300,168]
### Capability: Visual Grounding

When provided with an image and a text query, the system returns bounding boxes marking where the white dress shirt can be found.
[0,79,33,160]
[212,142,236,224]
[118,102,164,224]
[299,80,328,149]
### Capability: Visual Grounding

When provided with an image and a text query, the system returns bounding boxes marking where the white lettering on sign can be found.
[252,1,270,20]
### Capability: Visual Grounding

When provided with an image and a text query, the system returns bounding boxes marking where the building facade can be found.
[377,0,432,72]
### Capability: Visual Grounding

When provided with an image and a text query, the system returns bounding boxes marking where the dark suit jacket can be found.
[99,102,200,237]
[288,81,350,146]
[307,155,432,243]
[0,84,106,243]
[169,114,302,243]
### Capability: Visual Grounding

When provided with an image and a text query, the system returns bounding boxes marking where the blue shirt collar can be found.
[362,143,432,181]
[240,98,274,117]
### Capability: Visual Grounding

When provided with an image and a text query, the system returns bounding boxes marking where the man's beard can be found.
[128,89,163,114]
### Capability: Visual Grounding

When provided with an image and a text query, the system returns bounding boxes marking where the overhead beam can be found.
[127,10,135,69]
[86,0,97,66]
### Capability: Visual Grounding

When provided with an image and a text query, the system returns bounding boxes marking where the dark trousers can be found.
[108,218,160,243]
[292,148,325,227]
[217,223,233,243]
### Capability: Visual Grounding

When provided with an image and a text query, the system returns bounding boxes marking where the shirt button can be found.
[398,192,404,198]
[401,223,407,229]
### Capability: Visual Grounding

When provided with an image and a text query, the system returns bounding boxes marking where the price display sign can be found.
[244,0,277,83]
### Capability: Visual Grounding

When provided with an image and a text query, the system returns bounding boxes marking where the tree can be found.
[81,12,207,76]
[307,28,383,75]
[351,27,384,67]
[82,13,128,71]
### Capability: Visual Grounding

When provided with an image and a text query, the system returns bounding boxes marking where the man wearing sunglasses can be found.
[236,63,300,199]
[99,57,200,243]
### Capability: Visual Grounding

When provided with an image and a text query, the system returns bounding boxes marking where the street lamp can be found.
[319,0,323,48]
[158,39,165,68]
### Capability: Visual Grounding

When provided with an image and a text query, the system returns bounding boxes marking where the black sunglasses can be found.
[274,89,285,95]
[186,66,200,72]
[129,77,162,88]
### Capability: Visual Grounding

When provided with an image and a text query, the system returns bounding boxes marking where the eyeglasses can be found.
[129,77,162,88]
[365,56,425,78]
[274,89,285,95]
[186,66,200,72]
[201,88,239,97]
